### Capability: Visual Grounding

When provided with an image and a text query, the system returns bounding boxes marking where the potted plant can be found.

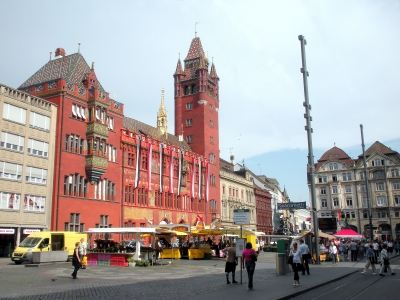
[127,257,136,267]
[136,259,150,267]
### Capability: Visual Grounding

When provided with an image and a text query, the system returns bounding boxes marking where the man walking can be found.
[78,237,87,269]
[361,242,377,275]
[299,239,310,275]
[379,244,396,276]
[350,240,357,262]
[222,243,238,284]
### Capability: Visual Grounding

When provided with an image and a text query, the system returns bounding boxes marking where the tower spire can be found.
[157,88,168,137]
[195,22,199,38]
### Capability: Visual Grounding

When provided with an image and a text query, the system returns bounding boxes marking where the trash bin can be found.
[276,253,287,275]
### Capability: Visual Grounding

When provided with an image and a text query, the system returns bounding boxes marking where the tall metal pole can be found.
[298,35,320,264]
[360,125,373,240]
[383,161,394,239]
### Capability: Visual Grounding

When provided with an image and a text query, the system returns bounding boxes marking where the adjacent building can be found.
[0,84,57,256]
[310,142,400,240]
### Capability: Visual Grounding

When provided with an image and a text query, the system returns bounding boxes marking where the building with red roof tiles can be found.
[15,36,220,246]
[19,48,124,239]
[309,142,400,240]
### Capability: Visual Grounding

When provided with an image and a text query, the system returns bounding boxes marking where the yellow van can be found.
[11,231,87,264]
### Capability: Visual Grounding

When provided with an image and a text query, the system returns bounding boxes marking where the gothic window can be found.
[141,149,148,170]
[184,86,189,95]
[191,84,196,94]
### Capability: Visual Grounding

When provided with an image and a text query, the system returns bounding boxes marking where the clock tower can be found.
[173,37,220,223]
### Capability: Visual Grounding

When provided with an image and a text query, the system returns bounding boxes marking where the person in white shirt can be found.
[379,244,396,276]
[387,241,393,256]
[373,240,380,259]
[329,241,338,266]
[289,242,302,286]
[299,239,310,275]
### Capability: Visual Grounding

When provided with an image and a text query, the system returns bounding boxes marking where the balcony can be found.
[85,155,108,183]
[86,122,109,138]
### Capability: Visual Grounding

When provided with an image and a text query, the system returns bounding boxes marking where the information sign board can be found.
[236,238,246,257]
[233,209,250,225]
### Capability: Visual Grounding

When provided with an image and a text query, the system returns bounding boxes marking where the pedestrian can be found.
[350,240,358,261]
[329,241,338,265]
[222,243,238,284]
[394,241,400,255]
[71,241,81,279]
[299,239,310,275]
[373,240,380,259]
[379,244,396,276]
[78,237,87,269]
[361,242,377,275]
[289,242,302,286]
[242,242,257,291]
[387,240,393,256]
[341,239,348,261]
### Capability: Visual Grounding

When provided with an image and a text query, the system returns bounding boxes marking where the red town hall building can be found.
[18,37,221,241]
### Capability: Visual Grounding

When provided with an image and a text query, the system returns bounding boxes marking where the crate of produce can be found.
[88,259,97,266]
[97,260,110,266]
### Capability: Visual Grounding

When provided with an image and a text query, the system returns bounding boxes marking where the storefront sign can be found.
[0,229,15,234]
[23,229,40,235]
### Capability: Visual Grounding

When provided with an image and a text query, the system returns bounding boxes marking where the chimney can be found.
[230,155,235,165]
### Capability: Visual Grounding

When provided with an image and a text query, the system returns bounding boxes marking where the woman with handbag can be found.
[289,242,302,286]
[71,242,81,279]
[242,242,258,291]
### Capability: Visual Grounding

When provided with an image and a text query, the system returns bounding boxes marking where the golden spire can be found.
[157,88,168,137]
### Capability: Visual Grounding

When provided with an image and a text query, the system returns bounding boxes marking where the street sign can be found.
[233,209,250,225]
[277,202,306,210]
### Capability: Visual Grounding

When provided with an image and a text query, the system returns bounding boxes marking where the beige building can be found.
[220,158,257,232]
[0,84,57,256]
[310,142,400,240]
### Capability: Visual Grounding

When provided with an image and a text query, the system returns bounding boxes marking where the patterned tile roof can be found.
[210,63,219,79]
[19,53,105,92]
[174,59,184,75]
[185,37,205,61]
[123,117,192,150]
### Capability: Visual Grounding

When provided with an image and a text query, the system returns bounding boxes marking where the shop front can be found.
[0,228,16,257]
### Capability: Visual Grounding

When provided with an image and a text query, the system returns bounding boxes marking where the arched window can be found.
[191,84,196,94]
[184,86,189,95]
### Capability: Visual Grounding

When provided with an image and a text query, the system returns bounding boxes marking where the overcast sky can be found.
[1,0,399,204]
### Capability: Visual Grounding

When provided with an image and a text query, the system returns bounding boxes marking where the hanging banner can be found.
[134,135,141,188]
[169,147,175,193]
[177,149,183,196]
[205,160,210,202]
[198,157,202,200]
[147,139,152,191]
[159,143,164,192]
[191,156,196,198]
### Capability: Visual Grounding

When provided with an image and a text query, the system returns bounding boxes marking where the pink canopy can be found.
[333,229,363,239]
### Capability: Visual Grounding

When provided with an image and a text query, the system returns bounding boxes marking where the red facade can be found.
[18,36,221,240]
[19,49,124,241]
[255,187,273,235]
[173,37,221,224]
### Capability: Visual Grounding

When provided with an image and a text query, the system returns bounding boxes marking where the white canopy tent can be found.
[86,227,157,261]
